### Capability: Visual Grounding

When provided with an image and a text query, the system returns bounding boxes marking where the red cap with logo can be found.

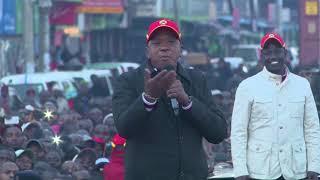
[260,32,286,49]
[146,19,181,42]
[112,134,126,146]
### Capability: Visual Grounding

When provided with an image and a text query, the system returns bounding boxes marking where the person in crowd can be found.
[15,170,42,180]
[39,91,52,107]
[103,134,126,180]
[2,126,25,150]
[112,18,227,179]
[15,149,33,171]
[0,161,18,180]
[211,89,224,108]
[72,170,91,180]
[20,105,36,129]
[74,148,97,172]
[25,139,45,161]
[33,161,58,180]
[24,89,40,108]
[0,147,15,164]
[45,149,63,169]
[89,75,109,97]
[217,58,232,90]
[53,90,70,113]
[231,33,320,180]
[74,84,91,115]
[22,122,43,140]
[61,161,78,176]
[0,108,6,136]
[78,119,94,134]
[87,108,104,126]
[0,85,11,115]
[103,113,117,136]
[60,136,80,161]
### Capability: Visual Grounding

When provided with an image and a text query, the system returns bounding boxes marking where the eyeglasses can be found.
[261,48,285,57]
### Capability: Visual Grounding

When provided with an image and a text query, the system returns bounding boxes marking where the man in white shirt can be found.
[231,33,320,180]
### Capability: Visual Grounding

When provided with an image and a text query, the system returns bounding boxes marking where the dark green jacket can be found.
[112,63,227,180]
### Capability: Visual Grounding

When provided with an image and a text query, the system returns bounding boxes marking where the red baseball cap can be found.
[260,32,286,49]
[146,19,181,42]
[112,134,126,146]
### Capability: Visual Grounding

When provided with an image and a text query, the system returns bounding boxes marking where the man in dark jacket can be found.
[112,19,227,180]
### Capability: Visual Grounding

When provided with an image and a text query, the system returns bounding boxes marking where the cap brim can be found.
[26,140,43,149]
[16,149,33,159]
[147,25,181,42]
[262,37,285,49]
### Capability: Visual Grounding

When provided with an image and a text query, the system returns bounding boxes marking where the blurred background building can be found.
[0,0,318,75]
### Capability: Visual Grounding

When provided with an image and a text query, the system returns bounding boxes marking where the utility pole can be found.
[276,0,283,35]
[39,0,52,72]
[249,0,257,32]
[227,0,233,15]
[23,0,35,73]
[173,0,179,26]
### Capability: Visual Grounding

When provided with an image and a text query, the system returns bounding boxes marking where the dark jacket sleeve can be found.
[112,72,150,139]
[183,72,228,144]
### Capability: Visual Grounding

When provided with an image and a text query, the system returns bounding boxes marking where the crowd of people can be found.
[0,75,125,180]
[0,57,319,180]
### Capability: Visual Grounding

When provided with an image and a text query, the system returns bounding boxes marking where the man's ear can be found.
[145,46,150,60]
[283,48,289,62]
[284,48,288,57]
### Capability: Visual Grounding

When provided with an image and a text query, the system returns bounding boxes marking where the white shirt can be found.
[231,67,320,180]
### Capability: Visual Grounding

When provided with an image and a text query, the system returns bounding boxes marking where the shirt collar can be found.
[262,66,289,82]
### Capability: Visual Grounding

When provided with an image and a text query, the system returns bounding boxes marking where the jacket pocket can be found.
[292,142,307,174]
[289,97,305,118]
[252,97,273,119]
[247,142,272,175]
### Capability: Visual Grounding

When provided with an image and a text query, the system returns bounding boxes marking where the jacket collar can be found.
[142,61,191,83]
[262,66,289,82]
[176,62,191,83]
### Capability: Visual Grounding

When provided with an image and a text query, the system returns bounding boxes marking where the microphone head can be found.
[163,64,175,72]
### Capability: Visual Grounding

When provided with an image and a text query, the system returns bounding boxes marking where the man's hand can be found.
[307,171,318,180]
[166,80,189,106]
[144,69,176,99]
[235,175,250,180]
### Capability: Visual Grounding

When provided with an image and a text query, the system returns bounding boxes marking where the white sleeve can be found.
[304,81,320,173]
[231,82,252,177]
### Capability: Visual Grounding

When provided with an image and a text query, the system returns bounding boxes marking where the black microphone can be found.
[163,65,179,116]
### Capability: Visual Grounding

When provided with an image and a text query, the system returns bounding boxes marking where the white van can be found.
[69,69,114,95]
[0,69,114,100]
[85,62,140,77]
[1,72,78,100]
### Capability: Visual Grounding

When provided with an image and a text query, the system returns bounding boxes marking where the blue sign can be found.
[0,0,16,35]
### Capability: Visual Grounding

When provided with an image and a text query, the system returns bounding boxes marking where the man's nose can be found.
[159,44,170,51]
[270,51,277,59]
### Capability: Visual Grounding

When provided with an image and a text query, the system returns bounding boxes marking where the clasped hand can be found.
[144,69,189,105]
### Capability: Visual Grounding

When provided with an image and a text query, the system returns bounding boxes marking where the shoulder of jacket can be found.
[290,72,309,85]
[186,68,205,79]
[238,73,260,87]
